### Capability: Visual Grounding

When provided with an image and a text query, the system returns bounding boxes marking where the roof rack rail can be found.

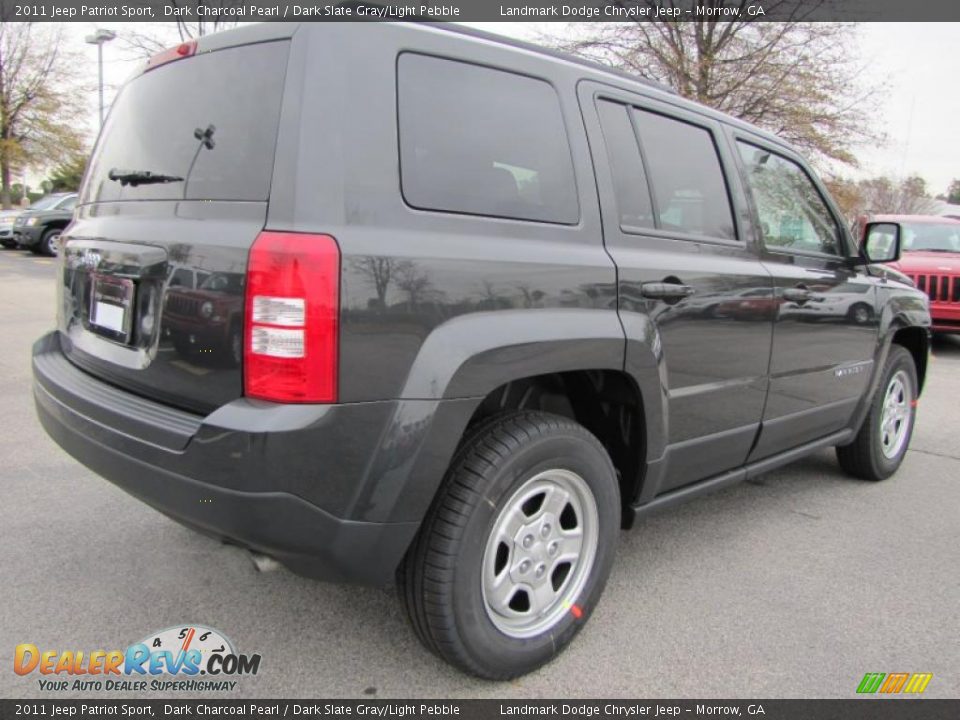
[326,8,678,97]
[432,22,679,96]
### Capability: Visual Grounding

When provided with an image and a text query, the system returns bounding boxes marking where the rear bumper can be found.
[32,331,422,585]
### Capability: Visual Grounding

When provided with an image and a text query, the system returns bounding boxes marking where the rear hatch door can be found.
[60,32,292,414]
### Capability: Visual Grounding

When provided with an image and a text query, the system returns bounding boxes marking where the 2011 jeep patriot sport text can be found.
[33,23,931,679]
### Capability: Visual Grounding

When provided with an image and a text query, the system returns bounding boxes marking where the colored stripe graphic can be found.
[857,673,885,694]
[857,672,933,694]
[903,673,933,694]
[880,673,909,693]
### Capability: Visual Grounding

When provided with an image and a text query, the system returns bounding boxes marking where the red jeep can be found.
[859,214,960,334]
[164,271,245,365]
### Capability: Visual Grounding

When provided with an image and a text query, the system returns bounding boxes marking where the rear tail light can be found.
[244,232,340,403]
[145,40,198,71]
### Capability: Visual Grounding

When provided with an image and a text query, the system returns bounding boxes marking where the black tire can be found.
[398,410,620,679]
[40,229,62,257]
[836,346,918,481]
[847,303,873,325]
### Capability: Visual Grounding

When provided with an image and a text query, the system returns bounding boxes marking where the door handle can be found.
[782,286,811,303]
[641,282,696,300]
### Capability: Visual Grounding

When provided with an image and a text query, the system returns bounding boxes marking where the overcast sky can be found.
[60,21,959,196]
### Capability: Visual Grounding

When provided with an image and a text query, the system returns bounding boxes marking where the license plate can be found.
[89,275,135,343]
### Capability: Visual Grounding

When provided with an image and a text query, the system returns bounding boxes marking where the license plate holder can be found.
[89,274,135,344]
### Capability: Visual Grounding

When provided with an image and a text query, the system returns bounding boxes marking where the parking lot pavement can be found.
[0,248,58,280]
[1,248,958,699]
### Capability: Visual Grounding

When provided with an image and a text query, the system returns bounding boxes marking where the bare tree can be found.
[396,263,441,311]
[945,179,960,205]
[118,3,241,58]
[822,175,863,224]
[348,257,413,310]
[0,21,86,208]
[825,174,938,220]
[547,1,881,165]
[858,175,938,216]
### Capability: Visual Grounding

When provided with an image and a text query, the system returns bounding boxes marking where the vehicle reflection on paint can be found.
[780,281,876,326]
[164,271,245,367]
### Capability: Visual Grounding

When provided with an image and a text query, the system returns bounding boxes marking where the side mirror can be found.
[860,222,902,264]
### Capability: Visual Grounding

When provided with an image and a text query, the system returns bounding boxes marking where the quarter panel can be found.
[270,24,620,404]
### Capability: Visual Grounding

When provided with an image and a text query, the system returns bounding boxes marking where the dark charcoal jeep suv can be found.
[33,23,930,679]
[14,192,78,256]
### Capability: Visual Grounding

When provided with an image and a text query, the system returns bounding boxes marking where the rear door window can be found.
[397,53,579,224]
[83,41,289,204]
[630,109,736,241]
[596,100,655,231]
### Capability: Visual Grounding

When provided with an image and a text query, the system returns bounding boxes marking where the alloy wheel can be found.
[879,370,912,459]
[481,469,599,639]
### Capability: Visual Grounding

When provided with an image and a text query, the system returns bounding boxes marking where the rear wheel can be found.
[837,346,917,480]
[398,410,620,679]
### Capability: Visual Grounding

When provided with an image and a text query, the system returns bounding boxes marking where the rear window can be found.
[82,41,289,204]
[397,53,579,225]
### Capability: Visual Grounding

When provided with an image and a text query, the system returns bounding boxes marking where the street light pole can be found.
[85,29,116,129]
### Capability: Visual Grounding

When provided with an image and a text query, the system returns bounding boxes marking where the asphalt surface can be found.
[1,246,957,699]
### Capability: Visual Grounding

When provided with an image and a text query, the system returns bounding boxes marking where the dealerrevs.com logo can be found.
[14,625,261,693]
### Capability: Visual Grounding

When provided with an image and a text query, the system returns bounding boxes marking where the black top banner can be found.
[1,0,960,22]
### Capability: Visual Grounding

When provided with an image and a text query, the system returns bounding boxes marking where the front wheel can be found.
[40,229,62,257]
[398,411,620,679]
[837,346,918,480]
[848,303,873,325]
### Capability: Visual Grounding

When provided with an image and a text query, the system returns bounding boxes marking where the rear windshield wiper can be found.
[108,168,184,187]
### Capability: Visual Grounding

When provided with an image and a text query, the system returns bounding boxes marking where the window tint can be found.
[170,268,195,288]
[737,142,841,255]
[83,41,289,203]
[29,196,61,211]
[596,100,654,230]
[902,222,960,252]
[631,109,736,240]
[398,53,578,224]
